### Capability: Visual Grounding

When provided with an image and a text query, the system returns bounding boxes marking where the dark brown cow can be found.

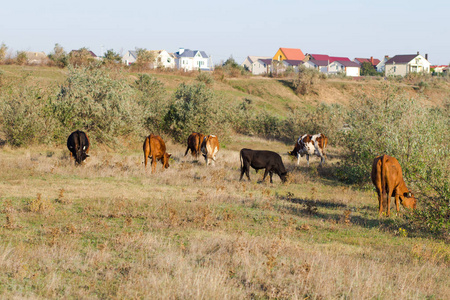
[184,132,205,159]
[371,155,417,216]
[240,148,287,183]
[67,130,90,165]
[288,133,328,166]
[143,134,171,173]
[201,135,220,166]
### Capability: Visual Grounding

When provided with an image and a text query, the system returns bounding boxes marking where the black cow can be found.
[67,130,90,165]
[240,148,287,183]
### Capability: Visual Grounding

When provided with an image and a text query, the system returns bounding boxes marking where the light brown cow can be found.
[184,132,205,159]
[371,155,417,216]
[201,135,219,166]
[143,134,171,173]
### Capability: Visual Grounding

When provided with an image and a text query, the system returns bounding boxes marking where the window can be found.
[167,58,171,63]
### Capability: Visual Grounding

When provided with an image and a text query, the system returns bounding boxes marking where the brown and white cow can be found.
[143,134,171,173]
[184,132,205,159]
[201,135,219,166]
[288,133,328,166]
[371,155,417,216]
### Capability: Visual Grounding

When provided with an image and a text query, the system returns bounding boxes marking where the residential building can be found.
[241,56,272,75]
[282,60,304,72]
[174,48,211,71]
[385,53,431,76]
[304,59,329,73]
[122,50,137,65]
[304,54,351,63]
[25,51,47,65]
[328,60,361,76]
[376,56,390,73]
[354,57,381,69]
[273,48,305,62]
[150,50,176,69]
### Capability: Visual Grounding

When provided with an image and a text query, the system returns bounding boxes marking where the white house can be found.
[150,50,175,69]
[376,56,390,73]
[385,54,431,76]
[241,56,271,75]
[174,48,211,71]
[328,60,361,77]
[304,59,329,73]
[122,50,137,66]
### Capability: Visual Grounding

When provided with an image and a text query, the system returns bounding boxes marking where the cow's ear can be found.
[403,192,411,198]
[86,154,90,157]
[407,192,412,197]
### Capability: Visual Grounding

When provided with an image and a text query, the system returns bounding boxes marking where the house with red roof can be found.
[305,54,351,63]
[273,48,305,62]
[354,57,381,68]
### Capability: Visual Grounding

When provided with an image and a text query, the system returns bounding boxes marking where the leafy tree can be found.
[16,51,27,65]
[360,61,379,76]
[69,47,95,67]
[0,43,7,63]
[135,48,155,71]
[103,49,122,65]
[48,43,68,68]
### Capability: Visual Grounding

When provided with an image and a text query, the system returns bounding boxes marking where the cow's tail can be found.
[381,155,388,206]
[184,145,190,156]
[143,136,150,167]
[239,149,243,172]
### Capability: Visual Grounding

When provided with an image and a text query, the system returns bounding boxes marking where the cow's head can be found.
[279,171,288,183]
[400,191,417,210]
[75,146,89,164]
[163,153,172,169]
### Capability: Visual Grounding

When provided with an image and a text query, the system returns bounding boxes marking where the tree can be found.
[69,47,95,67]
[360,61,379,76]
[103,49,122,65]
[0,43,7,63]
[16,51,27,65]
[135,48,155,71]
[48,43,68,68]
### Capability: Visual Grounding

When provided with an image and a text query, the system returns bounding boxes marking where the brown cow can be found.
[371,155,417,216]
[143,134,171,173]
[201,135,219,166]
[184,132,205,159]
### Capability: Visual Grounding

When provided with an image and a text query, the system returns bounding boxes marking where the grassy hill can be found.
[0,65,449,298]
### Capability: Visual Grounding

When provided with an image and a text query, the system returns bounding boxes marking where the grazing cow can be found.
[240,148,287,183]
[143,134,171,173]
[201,135,219,165]
[288,133,328,166]
[67,130,90,165]
[184,132,205,159]
[371,155,417,216]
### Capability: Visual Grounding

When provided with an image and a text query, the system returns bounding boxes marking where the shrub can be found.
[48,43,68,68]
[163,83,229,143]
[16,51,27,65]
[50,66,144,145]
[292,67,324,95]
[196,72,214,85]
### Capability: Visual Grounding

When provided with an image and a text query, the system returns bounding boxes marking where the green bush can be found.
[163,83,229,143]
[50,66,144,145]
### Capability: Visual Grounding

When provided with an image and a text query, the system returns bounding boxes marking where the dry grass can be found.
[1,141,449,299]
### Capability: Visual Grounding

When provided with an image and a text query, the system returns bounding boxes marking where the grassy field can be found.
[1,136,449,299]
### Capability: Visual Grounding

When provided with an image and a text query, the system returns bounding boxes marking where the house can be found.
[431,65,449,74]
[122,50,137,65]
[328,60,361,77]
[376,56,390,73]
[174,48,211,71]
[304,59,329,73]
[305,54,351,63]
[354,57,381,69]
[150,50,175,69]
[273,48,305,62]
[241,56,272,75]
[282,60,304,72]
[385,53,431,76]
[70,49,98,58]
[24,51,47,65]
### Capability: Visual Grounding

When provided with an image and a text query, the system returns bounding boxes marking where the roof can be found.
[246,56,271,64]
[385,54,419,65]
[355,57,381,66]
[283,60,304,66]
[308,54,350,63]
[307,59,329,67]
[174,49,208,58]
[333,60,361,68]
[258,58,273,65]
[126,50,137,59]
[70,50,97,57]
[279,48,305,60]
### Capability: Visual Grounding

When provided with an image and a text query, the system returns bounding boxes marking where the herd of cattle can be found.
[67,130,417,217]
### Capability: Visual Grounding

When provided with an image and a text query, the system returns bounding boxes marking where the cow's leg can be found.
[297,154,301,165]
[386,187,394,217]
[377,190,383,216]
[306,154,310,167]
[239,165,246,181]
[395,194,400,215]
[269,170,273,184]
[151,158,157,174]
[262,168,269,182]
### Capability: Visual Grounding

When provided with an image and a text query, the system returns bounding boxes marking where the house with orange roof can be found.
[273,48,305,62]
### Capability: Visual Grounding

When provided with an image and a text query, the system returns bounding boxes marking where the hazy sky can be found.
[1,0,449,65]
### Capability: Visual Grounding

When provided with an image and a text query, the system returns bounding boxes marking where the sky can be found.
[1,0,449,65]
